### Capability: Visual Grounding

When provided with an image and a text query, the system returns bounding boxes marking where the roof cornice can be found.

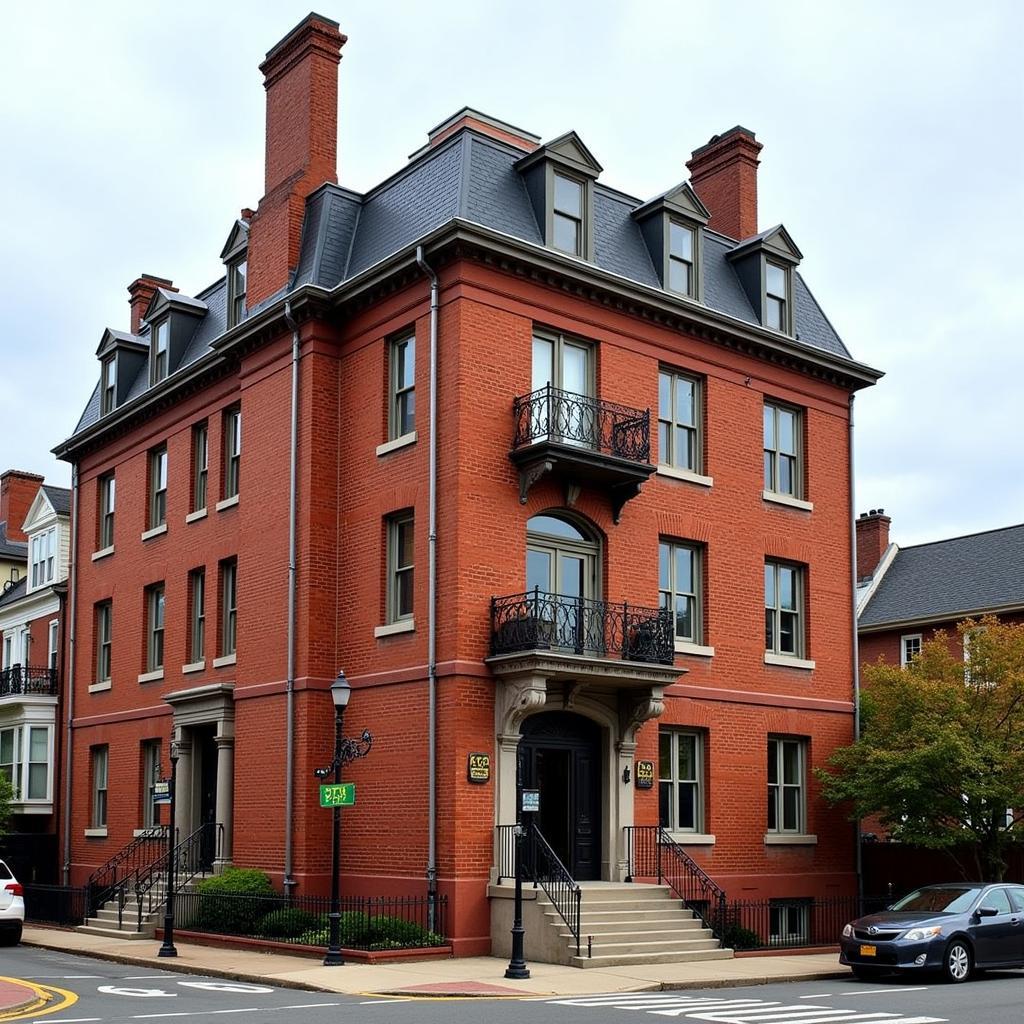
[859,602,1024,634]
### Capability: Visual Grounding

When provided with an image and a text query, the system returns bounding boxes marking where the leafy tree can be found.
[818,617,1024,881]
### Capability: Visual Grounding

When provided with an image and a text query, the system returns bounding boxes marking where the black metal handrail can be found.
[491,589,674,664]
[0,665,58,698]
[495,824,517,884]
[512,385,651,463]
[525,822,582,956]
[624,825,727,939]
[86,826,168,918]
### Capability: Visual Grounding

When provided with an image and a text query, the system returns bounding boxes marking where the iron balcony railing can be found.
[512,385,651,464]
[491,589,674,665]
[0,665,58,698]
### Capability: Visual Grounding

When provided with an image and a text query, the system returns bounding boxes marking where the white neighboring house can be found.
[0,485,70,831]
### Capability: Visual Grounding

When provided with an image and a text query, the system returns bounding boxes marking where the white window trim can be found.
[764,833,818,845]
[216,495,240,512]
[375,618,416,639]
[185,509,208,524]
[767,736,808,836]
[676,640,715,658]
[376,431,417,457]
[137,669,165,684]
[0,723,54,804]
[762,490,813,512]
[182,660,206,675]
[657,465,714,488]
[763,652,816,670]
[900,633,923,668]
[213,653,237,669]
[141,524,168,542]
[659,728,705,835]
[48,620,59,671]
[88,680,112,693]
[91,545,115,561]
[666,831,716,845]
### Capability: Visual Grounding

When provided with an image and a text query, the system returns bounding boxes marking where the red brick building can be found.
[54,13,880,957]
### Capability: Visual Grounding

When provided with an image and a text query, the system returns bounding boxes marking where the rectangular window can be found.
[146,584,165,672]
[223,407,241,500]
[765,561,805,657]
[101,356,117,415]
[0,728,20,795]
[659,540,701,645]
[98,472,115,549]
[30,527,56,588]
[149,446,168,529]
[189,568,206,663]
[192,422,208,512]
[228,258,247,328]
[91,746,109,828]
[151,320,169,383]
[48,620,59,672]
[901,633,922,667]
[142,739,162,828]
[763,402,802,497]
[389,335,416,439]
[387,513,415,624]
[2,635,12,670]
[220,559,237,657]
[658,370,700,471]
[552,172,584,256]
[659,729,703,833]
[767,736,806,834]
[765,262,789,332]
[769,900,810,946]
[27,726,49,800]
[668,221,696,296]
[95,601,112,684]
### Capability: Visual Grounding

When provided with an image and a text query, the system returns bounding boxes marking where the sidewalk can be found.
[22,926,849,997]
[0,976,49,1015]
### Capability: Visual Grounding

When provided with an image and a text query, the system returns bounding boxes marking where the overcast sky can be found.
[1,0,1020,546]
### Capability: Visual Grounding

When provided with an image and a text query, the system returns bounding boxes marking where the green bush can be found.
[297,911,445,950]
[257,907,320,939]
[193,868,276,934]
[718,922,761,950]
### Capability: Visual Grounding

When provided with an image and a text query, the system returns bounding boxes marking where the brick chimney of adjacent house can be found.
[247,13,347,308]
[0,470,44,543]
[686,126,763,241]
[128,275,176,334]
[856,509,891,581]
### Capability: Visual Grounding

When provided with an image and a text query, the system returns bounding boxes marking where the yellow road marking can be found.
[0,978,78,1022]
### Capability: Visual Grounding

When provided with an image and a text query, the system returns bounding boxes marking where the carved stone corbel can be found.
[497,675,549,734]
[518,459,554,504]
[619,686,665,742]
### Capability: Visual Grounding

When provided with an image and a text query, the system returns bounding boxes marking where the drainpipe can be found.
[282,300,300,895]
[415,245,439,923]
[61,463,79,886]
[849,393,863,903]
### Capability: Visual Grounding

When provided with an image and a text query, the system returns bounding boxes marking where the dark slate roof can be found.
[0,523,27,561]
[859,524,1024,628]
[71,125,856,438]
[42,486,71,517]
[0,577,26,610]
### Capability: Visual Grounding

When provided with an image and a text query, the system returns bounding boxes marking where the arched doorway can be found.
[520,711,603,881]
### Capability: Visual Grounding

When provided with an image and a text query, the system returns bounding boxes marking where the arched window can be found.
[526,513,599,601]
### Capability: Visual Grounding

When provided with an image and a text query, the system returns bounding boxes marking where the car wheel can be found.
[0,924,20,947]
[942,939,972,983]
[851,965,883,981]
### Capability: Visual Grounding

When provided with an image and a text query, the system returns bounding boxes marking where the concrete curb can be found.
[0,979,51,1019]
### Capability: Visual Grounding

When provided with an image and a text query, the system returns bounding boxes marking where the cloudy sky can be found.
[1,0,1020,546]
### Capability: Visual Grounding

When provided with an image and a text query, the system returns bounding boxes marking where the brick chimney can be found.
[686,126,763,241]
[128,274,176,334]
[247,13,347,308]
[0,470,44,543]
[856,509,891,581]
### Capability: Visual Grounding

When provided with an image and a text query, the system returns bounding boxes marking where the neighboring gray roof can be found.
[0,577,26,610]
[0,523,27,561]
[42,486,71,517]
[859,524,1024,628]
[70,124,857,438]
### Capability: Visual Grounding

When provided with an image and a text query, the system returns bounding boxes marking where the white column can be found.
[172,736,193,839]
[214,735,234,869]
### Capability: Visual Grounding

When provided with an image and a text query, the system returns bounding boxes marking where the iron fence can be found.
[0,665,58,698]
[23,884,89,927]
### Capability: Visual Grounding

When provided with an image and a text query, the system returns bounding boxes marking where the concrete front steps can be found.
[546,884,733,968]
[77,884,168,940]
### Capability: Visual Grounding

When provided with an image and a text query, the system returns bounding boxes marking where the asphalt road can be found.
[5,946,1024,1024]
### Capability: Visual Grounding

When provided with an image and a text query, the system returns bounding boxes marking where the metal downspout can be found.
[61,463,79,885]
[415,245,439,923]
[849,393,863,902]
[283,300,300,894]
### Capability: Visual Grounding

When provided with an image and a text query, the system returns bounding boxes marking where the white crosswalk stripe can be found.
[547,993,947,1024]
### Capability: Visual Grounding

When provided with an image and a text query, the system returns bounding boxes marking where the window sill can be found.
[657,465,713,489]
[762,490,813,512]
[141,524,168,542]
[665,832,716,846]
[213,653,237,668]
[84,828,108,838]
[376,431,417,457]
[216,495,239,512]
[675,641,715,658]
[374,619,415,639]
[88,681,112,694]
[134,827,166,838]
[764,833,817,846]
[91,546,115,562]
[182,660,206,675]
[138,669,164,684]
[185,508,208,524]
[764,653,816,671]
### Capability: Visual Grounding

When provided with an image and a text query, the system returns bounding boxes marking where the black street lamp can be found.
[313,670,373,967]
[505,746,530,979]
[158,740,181,958]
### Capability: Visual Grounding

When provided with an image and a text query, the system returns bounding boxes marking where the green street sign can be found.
[319,782,355,808]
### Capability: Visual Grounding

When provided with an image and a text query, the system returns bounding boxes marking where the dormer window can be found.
[668,221,696,297]
[150,320,169,384]
[725,225,802,337]
[101,356,116,415]
[765,262,789,332]
[30,528,56,589]
[227,257,247,328]
[553,173,585,256]
[632,182,709,302]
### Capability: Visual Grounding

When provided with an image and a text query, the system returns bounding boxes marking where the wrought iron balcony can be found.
[0,665,58,699]
[490,589,674,665]
[510,386,655,522]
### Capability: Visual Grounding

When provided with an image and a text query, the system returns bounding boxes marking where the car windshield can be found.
[0,860,11,880]
[890,886,977,914]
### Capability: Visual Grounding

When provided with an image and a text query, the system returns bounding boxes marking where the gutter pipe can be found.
[283,299,300,894]
[415,245,439,924]
[849,393,863,902]
[61,463,79,885]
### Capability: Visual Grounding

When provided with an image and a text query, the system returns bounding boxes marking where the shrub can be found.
[297,911,445,950]
[192,868,276,934]
[257,907,319,939]
[719,922,761,950]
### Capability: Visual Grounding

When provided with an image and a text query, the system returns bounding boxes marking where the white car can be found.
[0,858,24,945]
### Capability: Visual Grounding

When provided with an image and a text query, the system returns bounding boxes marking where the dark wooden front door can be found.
[196,726,218,869]
[520,711,602,881]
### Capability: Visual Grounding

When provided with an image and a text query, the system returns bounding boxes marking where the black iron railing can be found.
[85,826,168,918]
[513,385,651,464]
[23,884,89,927]
[717,895,889,951]
[0,665,58,698]
[625,825,727,939]
[491,589,673,664]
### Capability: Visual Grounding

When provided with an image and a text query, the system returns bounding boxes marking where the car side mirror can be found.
[976,905,999,918]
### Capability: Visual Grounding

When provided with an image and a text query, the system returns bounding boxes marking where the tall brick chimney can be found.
[0,470,44,543]
[128,275,176,334]
[856,509,891,581]
[247,13,347,308]
[686,126,763,241]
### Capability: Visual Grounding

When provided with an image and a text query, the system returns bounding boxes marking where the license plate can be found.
[859,944,877,957]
